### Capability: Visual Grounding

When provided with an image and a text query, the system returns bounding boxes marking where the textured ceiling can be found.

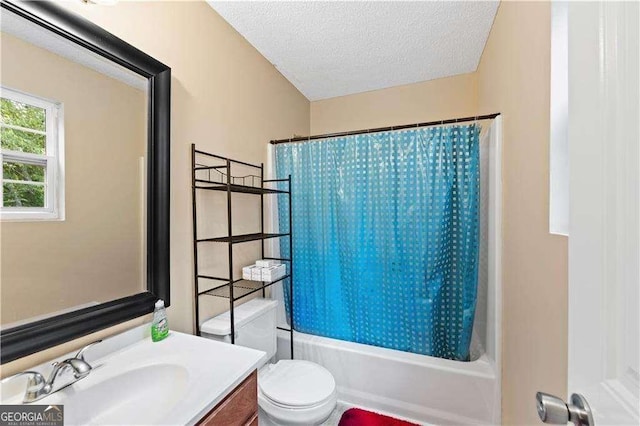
[208,1,499,101]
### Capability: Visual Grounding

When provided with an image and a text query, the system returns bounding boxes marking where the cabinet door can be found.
[198,370,258,426]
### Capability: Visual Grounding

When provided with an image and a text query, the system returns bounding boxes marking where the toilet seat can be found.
[259,360,336,408]
[258,360,337,425]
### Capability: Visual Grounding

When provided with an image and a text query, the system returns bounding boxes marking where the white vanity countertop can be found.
[0,327,265,426]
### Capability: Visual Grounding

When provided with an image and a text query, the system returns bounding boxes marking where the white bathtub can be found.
[276,329,500,425]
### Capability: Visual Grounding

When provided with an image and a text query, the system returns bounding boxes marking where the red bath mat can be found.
[338,408,420,426]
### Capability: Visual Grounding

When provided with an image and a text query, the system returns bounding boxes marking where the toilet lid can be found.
[259,360,336,408]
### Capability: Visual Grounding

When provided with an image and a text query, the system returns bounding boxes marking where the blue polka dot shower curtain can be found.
[275,125,480,361]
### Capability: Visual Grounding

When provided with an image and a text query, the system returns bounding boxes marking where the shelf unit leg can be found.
[191,144,201,336]
[227,159,235,344]
[261,163,266,299]
[288,174,294,359]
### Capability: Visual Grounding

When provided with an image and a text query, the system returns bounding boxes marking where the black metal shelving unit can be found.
[191,144,294,358]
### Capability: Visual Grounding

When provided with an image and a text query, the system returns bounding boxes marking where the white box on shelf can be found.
[261,264,286,282]
[256,259,279,268]
[251,267,263,281]
[242,265,257,281]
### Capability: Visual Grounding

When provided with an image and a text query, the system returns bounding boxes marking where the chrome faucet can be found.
[1,340,102,403]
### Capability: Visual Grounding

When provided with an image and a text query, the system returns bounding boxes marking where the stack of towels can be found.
[242,259,286,283]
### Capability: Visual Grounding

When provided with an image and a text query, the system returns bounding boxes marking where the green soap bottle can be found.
[151,299,169,342]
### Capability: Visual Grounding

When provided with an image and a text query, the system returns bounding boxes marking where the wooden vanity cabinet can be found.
[197,370,258,426]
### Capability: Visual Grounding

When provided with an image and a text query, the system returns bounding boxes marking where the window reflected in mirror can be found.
[0,8,148,328]
[1,88,63,218]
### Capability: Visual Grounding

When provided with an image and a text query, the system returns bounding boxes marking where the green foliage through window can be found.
[1,127,46,154]
[1,96,49,209]
[0,98,45,131]
[3,161,45,182]
[3,182,45,208]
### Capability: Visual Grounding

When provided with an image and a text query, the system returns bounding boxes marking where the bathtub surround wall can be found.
[475,122,492,360]
[1,0,309,378]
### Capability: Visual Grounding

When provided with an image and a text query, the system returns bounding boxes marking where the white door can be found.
[537,1,639,425]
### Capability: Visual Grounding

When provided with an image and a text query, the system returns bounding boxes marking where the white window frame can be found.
[0,87,65,221]
[549,1,569,236]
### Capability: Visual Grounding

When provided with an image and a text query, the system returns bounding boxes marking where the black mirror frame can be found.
[0,0,170,364]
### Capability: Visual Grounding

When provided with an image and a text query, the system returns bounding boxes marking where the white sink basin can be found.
[49,364,189,425]
[1,329,265,425]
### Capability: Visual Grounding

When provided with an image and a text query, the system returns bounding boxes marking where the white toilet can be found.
[200,298,337,426]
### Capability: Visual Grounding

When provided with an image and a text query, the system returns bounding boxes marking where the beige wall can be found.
[1,33,146,325]
[1,0,309,377]
[310,73,478,134]
[477,2,567,424]
[308,3,567,425]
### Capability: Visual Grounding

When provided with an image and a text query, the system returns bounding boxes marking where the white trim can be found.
[1,86,65,221]
[487,116,503,425]
[1,149,48,164]
[52,100,65,221]
[1,123,47,136]
[0,86,58,110]
[2,180,45,186]
[549,1,569,236]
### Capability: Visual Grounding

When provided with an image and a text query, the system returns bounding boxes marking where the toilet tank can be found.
[200,298,278,360]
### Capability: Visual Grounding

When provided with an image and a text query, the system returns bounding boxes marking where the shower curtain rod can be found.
[269,112,501,145]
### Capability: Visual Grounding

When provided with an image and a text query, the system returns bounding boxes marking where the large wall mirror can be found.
[0,0,170,363]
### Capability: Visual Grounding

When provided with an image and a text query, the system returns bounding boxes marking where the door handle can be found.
[536,392,594,426]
